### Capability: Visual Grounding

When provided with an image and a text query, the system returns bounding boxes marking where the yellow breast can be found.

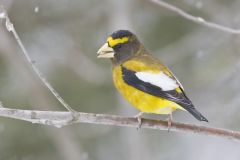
[112,65,184,115]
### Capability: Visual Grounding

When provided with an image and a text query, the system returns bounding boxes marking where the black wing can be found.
[121,66,208,122]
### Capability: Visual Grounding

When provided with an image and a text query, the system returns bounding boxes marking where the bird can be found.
[97,30,208,129]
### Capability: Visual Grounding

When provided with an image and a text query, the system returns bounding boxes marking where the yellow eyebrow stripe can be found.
[107,36,129,47]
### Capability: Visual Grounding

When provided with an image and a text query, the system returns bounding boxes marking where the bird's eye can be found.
[114,44,122,49]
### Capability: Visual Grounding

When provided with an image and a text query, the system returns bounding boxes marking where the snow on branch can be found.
[0,107,240,141]
[150,0,240,34]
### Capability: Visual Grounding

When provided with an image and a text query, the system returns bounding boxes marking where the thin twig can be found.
[0,107,239,141]
[150,0,240,34]
[0,6,75,112]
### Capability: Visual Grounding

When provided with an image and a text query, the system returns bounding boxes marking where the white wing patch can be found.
[135,71,179,91]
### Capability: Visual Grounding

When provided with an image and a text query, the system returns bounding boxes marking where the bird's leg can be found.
[134,112,144,130]
[167,113,173,132]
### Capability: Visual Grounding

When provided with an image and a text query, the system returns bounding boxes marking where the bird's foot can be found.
[167,113,173,132]
[134,112,144,130]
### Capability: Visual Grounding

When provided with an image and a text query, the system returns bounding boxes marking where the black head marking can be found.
[111,30,133,39]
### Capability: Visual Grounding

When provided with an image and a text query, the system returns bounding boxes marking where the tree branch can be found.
[0,6,75,113]
[150,0,240,34]
[1,4,240,143]
[0,107,239,141]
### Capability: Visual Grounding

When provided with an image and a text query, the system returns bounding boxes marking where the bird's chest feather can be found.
[112,65,179,114]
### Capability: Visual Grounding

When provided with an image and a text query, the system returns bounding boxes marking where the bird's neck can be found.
[111,43,147,65]
[111,53,131,65]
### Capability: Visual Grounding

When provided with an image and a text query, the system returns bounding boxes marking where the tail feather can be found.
[177,89,208,122]
[184,105,208,122]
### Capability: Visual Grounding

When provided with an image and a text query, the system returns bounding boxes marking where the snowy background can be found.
[0,0,240,160]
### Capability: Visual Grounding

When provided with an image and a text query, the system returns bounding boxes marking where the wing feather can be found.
[121,66,191,106]
[121,66,208,122]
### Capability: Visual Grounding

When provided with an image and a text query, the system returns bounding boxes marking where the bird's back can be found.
[112,54,185,114]
[113,54,208,121]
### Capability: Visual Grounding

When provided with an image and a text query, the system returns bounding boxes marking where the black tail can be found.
[176,89,208,122]
[183,104,208,122]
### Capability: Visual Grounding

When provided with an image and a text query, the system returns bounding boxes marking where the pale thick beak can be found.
[97,43,114,58]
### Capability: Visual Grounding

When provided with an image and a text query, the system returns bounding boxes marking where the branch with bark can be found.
[0,107,239,141]
[1,4,240,143]
[0,6,75,113]
[150,0,240,34]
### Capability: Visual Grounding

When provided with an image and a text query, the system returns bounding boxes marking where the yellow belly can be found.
[113,66,184,114]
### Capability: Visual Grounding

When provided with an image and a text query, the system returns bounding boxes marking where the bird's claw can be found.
[134,112,143,130]
[167,113,173,132]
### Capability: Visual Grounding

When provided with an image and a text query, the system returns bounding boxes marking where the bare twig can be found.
[0,6,75,112]
[1,4,240,143]
[150,0,240,34]
[0,107,239,141]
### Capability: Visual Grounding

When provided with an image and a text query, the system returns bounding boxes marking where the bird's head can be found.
[97,30,142,64]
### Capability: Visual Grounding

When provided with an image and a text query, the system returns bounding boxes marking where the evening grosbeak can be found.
[97,30,208,127]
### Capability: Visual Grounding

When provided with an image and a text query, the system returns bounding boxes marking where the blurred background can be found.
[0,0,240,159]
